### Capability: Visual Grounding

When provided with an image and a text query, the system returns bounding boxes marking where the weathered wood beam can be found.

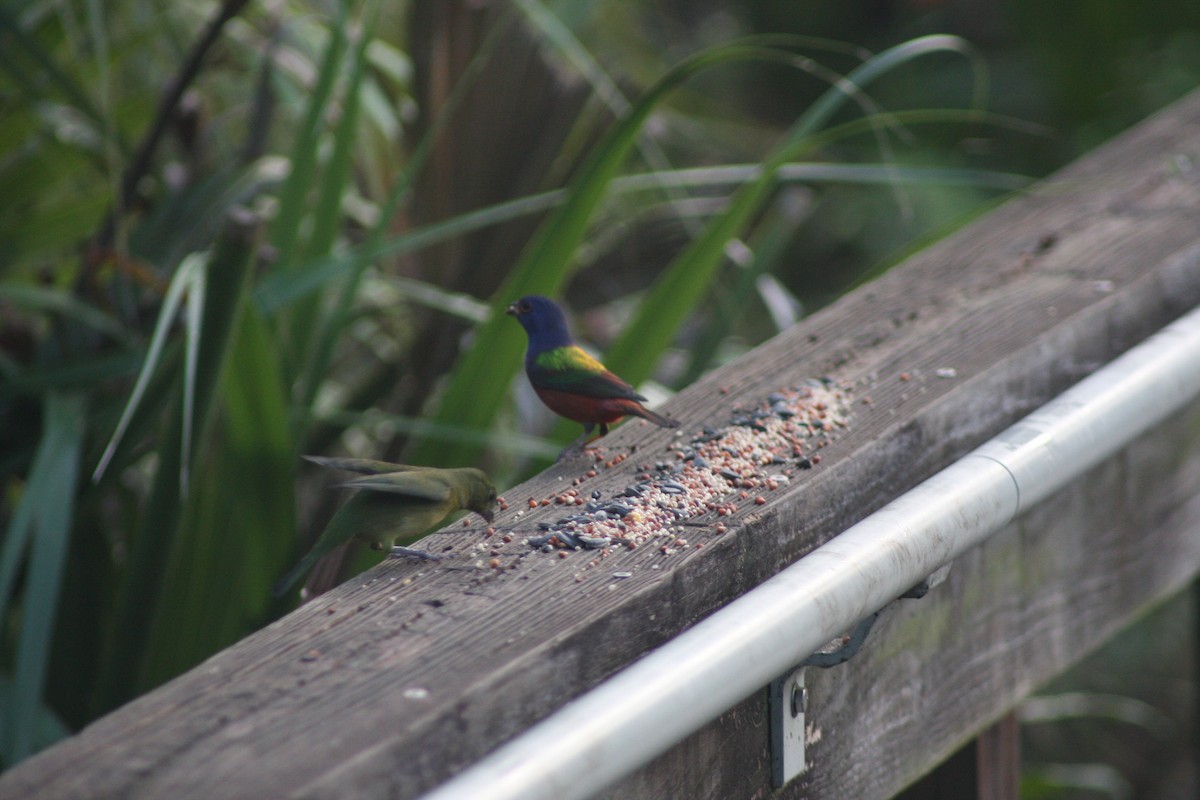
[5,91,1200,800]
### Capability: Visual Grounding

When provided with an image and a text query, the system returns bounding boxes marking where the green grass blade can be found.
[0,286,134,346]
[664,162,1032,192]
[0,474,37,639]
[289,0,380,432]
[180,257,207,495]
[797,34,984,140]
[680,202,807,385]
[92,252,206,483]
[514,0,631,116]
[269,1,350,270]
[0,392,85,766]
[0,351,142,395]
[302,2,377,263]
[0,679,70,766]
[363,275,492,323]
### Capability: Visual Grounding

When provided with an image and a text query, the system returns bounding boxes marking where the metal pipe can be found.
[420,304,1200,800]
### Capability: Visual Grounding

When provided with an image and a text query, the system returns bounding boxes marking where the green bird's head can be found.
[462,468,498,523]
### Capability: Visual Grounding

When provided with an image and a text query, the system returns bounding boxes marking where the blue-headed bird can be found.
[506,295,678,451]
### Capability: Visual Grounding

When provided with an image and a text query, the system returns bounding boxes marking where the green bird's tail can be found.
[272,551,322,598]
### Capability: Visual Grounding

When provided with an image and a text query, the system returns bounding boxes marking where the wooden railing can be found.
[5,90,1200,800]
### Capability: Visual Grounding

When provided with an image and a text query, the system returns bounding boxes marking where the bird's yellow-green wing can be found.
[529,346,646,400]
[303,455,423,476]
[340,470,453,502]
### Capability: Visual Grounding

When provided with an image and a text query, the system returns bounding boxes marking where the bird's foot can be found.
[555,443,586,462]
[557,435,605,462]
[554,424,609,462]
[388,546,453,561]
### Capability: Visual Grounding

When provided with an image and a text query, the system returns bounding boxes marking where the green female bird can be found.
[273,456,497,597]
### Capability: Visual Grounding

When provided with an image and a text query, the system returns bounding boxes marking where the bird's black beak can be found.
[480,508,495,523]
[505,302,519,316]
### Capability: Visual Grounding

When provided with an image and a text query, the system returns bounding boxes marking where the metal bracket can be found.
[769,667,807,787]
[769,564,953,788]
[902,562,953,599]
[799,611,880,668]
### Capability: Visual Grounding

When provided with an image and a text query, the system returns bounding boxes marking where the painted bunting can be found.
[506,295,679,450]
[273,456,497,597]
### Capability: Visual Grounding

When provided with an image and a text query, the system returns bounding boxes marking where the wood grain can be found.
[5,92,1200,800]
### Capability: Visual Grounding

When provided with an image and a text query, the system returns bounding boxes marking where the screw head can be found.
[790,683,807,717]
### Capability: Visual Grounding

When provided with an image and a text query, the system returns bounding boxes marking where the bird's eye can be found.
[519,300,532,312]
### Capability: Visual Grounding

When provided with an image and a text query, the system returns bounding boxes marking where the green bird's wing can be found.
[533,366,646,400]
[340,470,453,502]
[303,455,423,476]
[529,347,645,401]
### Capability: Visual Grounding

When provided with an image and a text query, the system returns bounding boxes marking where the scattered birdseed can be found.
[518,378,852,563]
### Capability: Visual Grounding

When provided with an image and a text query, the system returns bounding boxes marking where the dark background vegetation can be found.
[1,0,1197,795]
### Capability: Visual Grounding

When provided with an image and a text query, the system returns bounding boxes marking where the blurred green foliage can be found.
[1019,589,1197,800]
[0,0,1196,783]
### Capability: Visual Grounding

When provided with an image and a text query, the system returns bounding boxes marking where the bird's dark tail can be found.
[630,404,680,429]
[272,552,319,598]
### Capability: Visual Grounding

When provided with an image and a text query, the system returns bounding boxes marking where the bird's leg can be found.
[557,424,601,461]
[388,546,452,561]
